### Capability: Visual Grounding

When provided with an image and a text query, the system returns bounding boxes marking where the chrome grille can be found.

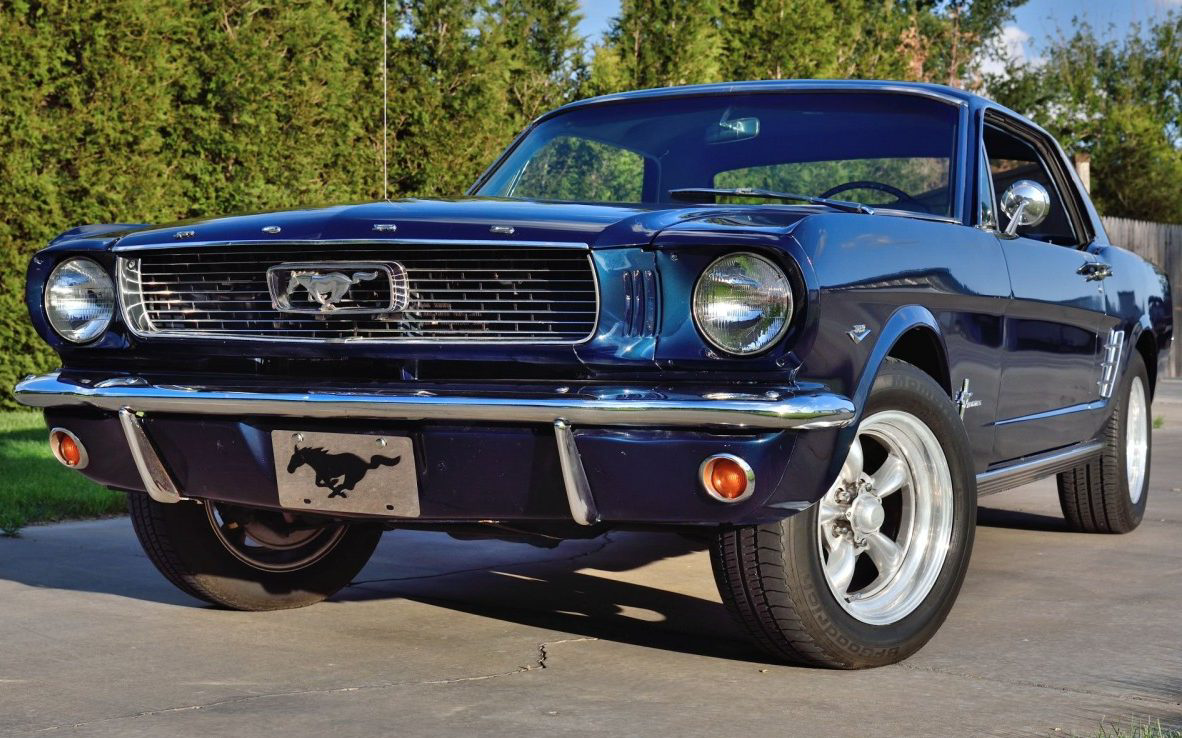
[118,244,598,343]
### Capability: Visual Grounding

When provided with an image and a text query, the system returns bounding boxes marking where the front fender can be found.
[828,305,948,492]
[850,305,947,417]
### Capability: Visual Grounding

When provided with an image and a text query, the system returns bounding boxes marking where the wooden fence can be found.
[1101,216,1182,378]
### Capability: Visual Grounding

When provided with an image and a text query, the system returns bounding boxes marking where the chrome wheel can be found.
[206,503,347,573]
[1126,375,1149,503]
[817,410,955,625]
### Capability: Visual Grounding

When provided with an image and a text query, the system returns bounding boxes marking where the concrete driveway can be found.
[3,384,1182,737]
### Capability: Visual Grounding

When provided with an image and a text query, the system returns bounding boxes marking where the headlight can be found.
[692,252,793,356]
[44,257,115,343]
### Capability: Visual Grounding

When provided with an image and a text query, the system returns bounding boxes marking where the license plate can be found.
[271,430,419,516]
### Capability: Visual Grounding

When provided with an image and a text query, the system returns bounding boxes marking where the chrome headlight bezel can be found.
[691,251,794,357]
[43,257,116,344]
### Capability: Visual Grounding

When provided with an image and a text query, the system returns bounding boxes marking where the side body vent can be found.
[1098,328,1125,399]
[622,269,659,338]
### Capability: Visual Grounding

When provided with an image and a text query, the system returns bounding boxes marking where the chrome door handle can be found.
[1077,262,1113,281]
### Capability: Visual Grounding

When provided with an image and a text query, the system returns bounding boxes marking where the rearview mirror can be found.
[1000,179,1050,236]
[707,117,759,144]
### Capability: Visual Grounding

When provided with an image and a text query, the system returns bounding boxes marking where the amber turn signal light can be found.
[49,428,88,470]
[699,454,755,503]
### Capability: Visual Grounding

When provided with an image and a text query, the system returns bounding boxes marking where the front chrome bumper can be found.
[16,372,854,526]
[14,372,855,431]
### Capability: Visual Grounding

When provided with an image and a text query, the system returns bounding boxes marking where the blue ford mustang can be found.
[15,81,1173,668]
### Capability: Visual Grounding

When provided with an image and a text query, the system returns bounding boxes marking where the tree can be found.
[588,0,724,93]
[719,0,843,80]
[986,13,1182,222]
[493,0,587,126]
[589,0,1023,93]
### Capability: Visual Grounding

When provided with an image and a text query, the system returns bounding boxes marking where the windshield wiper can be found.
[668,187,874,215]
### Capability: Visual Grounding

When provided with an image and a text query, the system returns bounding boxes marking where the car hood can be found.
[95,198,813,251]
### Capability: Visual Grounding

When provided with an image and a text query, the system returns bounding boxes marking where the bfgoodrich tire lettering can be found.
[128,494,382,611]
[710,359,976,668]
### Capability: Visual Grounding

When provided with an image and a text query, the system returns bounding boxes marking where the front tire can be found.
[1057,351,1151,533]
[711,359,976,668]
[128,494,382,610]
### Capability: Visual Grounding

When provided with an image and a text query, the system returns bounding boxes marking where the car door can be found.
[984,115,1109,461]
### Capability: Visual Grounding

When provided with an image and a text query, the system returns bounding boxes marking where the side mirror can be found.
[999,179,1050,236]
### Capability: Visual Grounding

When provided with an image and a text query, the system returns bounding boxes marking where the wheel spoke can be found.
[824,536,857,596]
[817,497,845,527]
[840,436,864,485]
[871,452,908,498]
[862,531,903,580]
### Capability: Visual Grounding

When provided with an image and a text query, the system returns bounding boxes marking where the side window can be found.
[983,124,1079,245]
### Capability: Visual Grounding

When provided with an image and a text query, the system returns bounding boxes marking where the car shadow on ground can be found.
[337,530,771,664]
[0,506,1074,666]
[976,506,1069,532]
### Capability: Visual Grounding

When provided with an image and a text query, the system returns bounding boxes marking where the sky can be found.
[576,0,1181,66]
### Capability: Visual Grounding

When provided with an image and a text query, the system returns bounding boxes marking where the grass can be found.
[1080,719,1182,737]
[1153,415,1165,429]
[0,411,125,536]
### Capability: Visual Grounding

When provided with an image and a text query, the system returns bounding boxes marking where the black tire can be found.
[1057,352,1151,533]
[710,359,976,668]
[128,493,382,610]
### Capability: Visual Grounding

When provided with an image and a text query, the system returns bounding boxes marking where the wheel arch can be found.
[1130,319,1158,400]
[851,305,951,416]
[821,306,952,498]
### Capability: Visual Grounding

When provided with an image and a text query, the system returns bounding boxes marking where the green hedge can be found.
[0,0,584,407]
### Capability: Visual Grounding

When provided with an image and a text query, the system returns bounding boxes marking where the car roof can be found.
[538,79,1001,122]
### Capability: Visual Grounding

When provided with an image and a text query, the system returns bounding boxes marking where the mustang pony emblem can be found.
[266,261,408,315]
[284,270,379,311]
[286,446,401,499]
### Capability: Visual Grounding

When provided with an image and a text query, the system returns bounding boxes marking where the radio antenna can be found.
[382,0,389,201]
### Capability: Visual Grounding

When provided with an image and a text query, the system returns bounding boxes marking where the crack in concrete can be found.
[29,637,599,733]
[895,663,1182,707]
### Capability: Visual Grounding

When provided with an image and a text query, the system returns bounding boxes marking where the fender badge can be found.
[262,225,281,234]
[847,324,871,343]
[954,378,983,419]
[490,225,515,235]
[173,230,195,239]
[372,223,398,232]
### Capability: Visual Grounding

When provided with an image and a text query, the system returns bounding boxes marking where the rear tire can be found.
[711,359,976,668]
[1057,351,1151,533]
[128,494,382,610]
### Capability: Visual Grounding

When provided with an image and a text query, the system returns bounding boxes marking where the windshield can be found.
[475,92,960,217]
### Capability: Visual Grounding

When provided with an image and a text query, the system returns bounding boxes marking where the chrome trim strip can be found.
[112,238,592,253]
[117,408,184,504]
[16,373,856,431]
[993,400,1105,426]
[975,441,1104,496]
[553,420,599,525]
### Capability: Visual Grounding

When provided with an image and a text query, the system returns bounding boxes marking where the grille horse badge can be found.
[288,271,379,310]
[267,262,409,315]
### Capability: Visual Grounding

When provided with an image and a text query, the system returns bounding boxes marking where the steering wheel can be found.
[820,180,928,212]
